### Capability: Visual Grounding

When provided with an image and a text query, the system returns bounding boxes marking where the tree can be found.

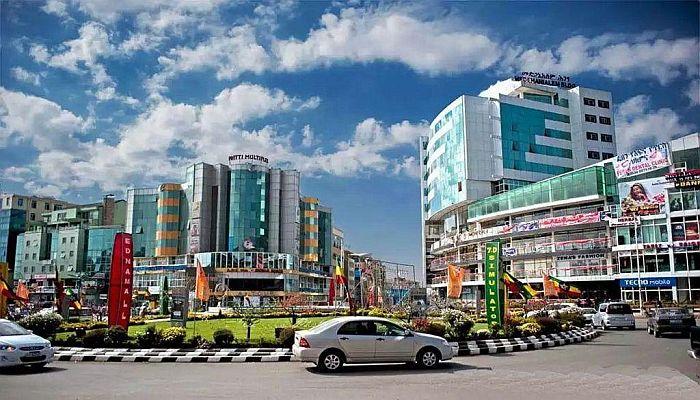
[160,276,169,315]
[281,293,307,325]
[237,305,261,344]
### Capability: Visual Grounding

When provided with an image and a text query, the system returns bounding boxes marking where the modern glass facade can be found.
[318,207,333,267]
[85,227,121,274]
[127,188,159,257]
[228,169,268,251]
[0,209,25,266]
[155,184,182,256]
[468,165,616,219]
[300,198,319,262]
[500,103,573,176]
[424,102,466,218]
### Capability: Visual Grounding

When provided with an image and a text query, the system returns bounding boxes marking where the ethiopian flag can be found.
[502,271,538,299]
[546,275,582,298]
[64,288,82,310]
[0,276,27,302]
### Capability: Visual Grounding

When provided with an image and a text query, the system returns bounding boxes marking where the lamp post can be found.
[634,218,643,312]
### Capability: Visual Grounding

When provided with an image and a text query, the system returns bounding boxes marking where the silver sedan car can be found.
[292,316,457,372]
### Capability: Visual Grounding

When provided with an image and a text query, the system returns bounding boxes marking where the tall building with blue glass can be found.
[420,76,617,276]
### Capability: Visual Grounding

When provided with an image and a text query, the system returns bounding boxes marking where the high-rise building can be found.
[420,75,617,278]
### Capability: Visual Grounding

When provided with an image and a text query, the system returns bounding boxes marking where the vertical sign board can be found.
[0,262,8,318]
[484,241,502,326]
[107,233,134,329]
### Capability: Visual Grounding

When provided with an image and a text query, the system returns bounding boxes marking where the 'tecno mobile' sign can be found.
[618,277,676,288]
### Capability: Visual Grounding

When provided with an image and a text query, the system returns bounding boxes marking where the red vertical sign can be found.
[107,233,134,329]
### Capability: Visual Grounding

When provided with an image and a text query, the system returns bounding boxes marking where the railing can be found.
[503,237,611,257]
[429,253,480,268]
[430,265,618,285]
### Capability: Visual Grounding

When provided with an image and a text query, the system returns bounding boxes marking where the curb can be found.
[54,347,293,363]
[456,328,599,356]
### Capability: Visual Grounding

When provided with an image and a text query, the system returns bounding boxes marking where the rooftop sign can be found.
[513,72,577,89]
[228,154,269,165]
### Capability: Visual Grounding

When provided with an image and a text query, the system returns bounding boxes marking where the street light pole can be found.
[634,219,643,312]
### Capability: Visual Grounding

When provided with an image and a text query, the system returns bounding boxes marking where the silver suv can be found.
[592,302,636,330]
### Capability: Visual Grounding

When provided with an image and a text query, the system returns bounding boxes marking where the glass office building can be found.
[85,226,121,274]
[126,188,159,258]
[228,167,268,251]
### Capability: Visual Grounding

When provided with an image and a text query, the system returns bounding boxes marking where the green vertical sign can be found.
[484,240,502,326]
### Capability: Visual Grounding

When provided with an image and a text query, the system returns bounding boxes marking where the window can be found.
[69,251,74,257]
[583,97,596,106]
[30,213,35,221]
[602,153,614,159]
[375,321,408,336]
[601,134,613,143]
[61,237,67,244]
[337,321,378,335]
[585,114,597,123]
[588,151,600,160]
[597,100,610,108]
[70,236,75,244]
[586,132,599,141]
[599,116,611,125]
[17,198,24,206]
[31,200,37,208]
[44,203,50,210]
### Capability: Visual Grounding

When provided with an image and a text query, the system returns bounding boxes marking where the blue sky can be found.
[1,1,699,269]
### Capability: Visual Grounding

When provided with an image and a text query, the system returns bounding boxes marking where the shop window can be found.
[669,193,683,212]
[683,192,697,210]
[657,254,670,272]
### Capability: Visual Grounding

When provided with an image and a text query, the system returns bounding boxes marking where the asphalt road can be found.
[2,323,698,400]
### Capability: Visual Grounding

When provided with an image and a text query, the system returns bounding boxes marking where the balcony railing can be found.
[429,264,617,285]
[503,237,611,257]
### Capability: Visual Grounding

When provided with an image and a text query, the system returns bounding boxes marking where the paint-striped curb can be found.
[54,347,293,363]
[455,328,599,356]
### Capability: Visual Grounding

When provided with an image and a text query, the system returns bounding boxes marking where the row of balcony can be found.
[430,265,619,285]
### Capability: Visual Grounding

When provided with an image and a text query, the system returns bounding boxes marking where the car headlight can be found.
[0,344,16,352]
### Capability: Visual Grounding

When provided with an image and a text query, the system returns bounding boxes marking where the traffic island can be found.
[455,327,599,356]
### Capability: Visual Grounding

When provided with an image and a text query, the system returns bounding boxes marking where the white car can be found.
[292,316,458,372]
[592,302,636,330]
[0,319,54,369]
[579,307,597,324]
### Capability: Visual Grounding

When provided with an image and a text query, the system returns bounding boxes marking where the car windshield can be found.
[657,308,690,316]
[581,308,596,313]
[607,304,632,314]
[0,321,30,336]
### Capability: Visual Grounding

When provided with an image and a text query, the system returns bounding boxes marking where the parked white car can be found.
[0,319,54,369]
[592,302,636,330]
[579,307,597,324]
[292,316,458,372]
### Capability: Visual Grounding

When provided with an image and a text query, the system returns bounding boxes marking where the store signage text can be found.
[484,241,502,327]
[555,253,606,261]
[665,169,700,189]
[619,277,676,288]
[613,143,671,178]
[228,154,269,164]
[513,72,577,89]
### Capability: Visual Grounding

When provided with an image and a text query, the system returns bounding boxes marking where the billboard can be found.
[484,241,502,326]
[619,177,667,216]
[613,143,671,178]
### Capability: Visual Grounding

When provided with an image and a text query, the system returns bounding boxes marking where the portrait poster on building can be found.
[613,143,671,178]
[619,177,667,216]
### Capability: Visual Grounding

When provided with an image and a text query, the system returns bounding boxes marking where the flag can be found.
[328,277,335,305]
[65,288,82,310]
[502,271,537,299]
[446,264,465,299]
[195,259,210,302]
[0,276,27,302]
[16,281,29,301]
[335,262,347,285]
[54,265,65,312]
[546,275,582,298]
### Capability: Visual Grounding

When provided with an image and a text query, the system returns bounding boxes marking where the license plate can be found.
[670,320,682,324]
[29,351,40,356]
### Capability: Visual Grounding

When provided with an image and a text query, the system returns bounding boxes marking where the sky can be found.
[1,1,699,270]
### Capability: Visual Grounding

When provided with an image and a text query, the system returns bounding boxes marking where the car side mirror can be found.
[404,329,413,337]
[28,330,33,334]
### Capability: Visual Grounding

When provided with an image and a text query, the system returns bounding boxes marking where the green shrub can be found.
[367,307,385,317]
[557,312,586,328]
[185,334,208,349]
[534,317,562,335]
[104,326,130,347]
[18,312,63,339]
[82,329,107,347]
[212,329,235,346]
[516,322,542,336]
[135,325,161,348]
[277,327,297,348]
[160,327,186,347]
[440,309,474,340]
[426,320,447,337]
[474,329,492,340]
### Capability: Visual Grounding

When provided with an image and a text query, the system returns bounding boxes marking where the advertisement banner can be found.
[107,233,134,329]
[604,216,640,227]
[619,177,667,216]
[484,241,502,326]
[446,265,465,299]
[539,211,601,229]
[619,277,676,288]
[613,143,671,178]
[665,169,700,189]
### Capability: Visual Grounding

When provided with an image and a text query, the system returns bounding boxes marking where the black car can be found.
[690,326,700,359]
[646,308,696,338]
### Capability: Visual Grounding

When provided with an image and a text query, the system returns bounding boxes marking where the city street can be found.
[2,324,698,400]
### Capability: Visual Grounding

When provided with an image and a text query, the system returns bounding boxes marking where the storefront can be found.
[619,276,676,303]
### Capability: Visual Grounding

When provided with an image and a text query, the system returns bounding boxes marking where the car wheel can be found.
[317,350,344,373]
[30,363,47,370]
[416,347,441,369]
[653,329,661,338]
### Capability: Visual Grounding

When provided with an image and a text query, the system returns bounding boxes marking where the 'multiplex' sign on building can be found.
[513,72,577,89]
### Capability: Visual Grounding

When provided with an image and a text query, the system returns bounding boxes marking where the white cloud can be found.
[273,7,501,74]
[686,79,700,106]
[148,25,271,95]
[10,67,41,86]
[615,95,696,152]
[2,166,34,183]
[0,87,87,151]
[507,35,699,85]
[301,124,316,147]
[23,181,63,198]
[41,0,68,18]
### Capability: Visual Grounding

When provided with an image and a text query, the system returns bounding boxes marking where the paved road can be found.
[2,325,698,400]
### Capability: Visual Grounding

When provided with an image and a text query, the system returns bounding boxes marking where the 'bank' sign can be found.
[619,277,676,288]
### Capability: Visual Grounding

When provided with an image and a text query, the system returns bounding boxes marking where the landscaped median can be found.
[52,327,599,363]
